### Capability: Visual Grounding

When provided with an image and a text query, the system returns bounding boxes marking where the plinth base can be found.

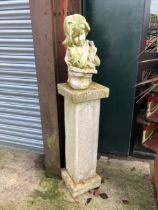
[61,169,101,198]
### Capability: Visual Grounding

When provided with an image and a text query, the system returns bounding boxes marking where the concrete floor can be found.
[0,147,157,210]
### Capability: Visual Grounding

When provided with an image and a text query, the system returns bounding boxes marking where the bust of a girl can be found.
[63,14,100,90]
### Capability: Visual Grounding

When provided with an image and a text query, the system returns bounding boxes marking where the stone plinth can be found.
[58,82,109,197]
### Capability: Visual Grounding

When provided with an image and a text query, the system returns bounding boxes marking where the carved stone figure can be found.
[63,14,100,89]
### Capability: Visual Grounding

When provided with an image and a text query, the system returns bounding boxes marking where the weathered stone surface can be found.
[63,14,100,90]
[61,169,101,198]
[58,82,109,197]
[57,82,109,103]
[65,98,100,183]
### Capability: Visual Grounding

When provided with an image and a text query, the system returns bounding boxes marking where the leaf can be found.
[93,189,100,197]
[131,167,136,171]
[99,193,108,199]
[101,177,105,183]
[85,198,92,205]
[122,199,129,204]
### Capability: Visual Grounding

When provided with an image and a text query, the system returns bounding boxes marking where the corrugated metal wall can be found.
[0,0,43,152]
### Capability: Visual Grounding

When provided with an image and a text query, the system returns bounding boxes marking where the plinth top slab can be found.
[57,82,109,103]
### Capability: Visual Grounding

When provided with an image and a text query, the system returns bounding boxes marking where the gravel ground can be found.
[0,147,157,210]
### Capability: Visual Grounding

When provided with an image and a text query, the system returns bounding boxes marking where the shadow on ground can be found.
[0,148,157,210]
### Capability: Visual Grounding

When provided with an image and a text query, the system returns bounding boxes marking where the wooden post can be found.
[29,0,61,177]
[52,0,82,167]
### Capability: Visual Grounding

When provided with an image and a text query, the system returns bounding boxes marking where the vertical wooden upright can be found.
[29,0,61,177]
[29,0,82,176]
[52,0,82,167]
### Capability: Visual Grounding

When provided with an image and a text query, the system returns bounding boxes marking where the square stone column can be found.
[58,82,109,197]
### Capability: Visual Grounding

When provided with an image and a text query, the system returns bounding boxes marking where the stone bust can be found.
[63,14,100,89]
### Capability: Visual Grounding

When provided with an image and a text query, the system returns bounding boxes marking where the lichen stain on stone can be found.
[47,134,57,149]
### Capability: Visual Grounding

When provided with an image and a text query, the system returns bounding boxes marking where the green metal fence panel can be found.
[83,0,145,155]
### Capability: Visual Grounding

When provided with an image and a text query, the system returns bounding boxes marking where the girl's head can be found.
[63,14,90,47]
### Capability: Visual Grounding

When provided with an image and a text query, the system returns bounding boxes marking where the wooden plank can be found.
[52,0,82,167]
[154,156,158,193]
[68,0,81,14]
[29,0,61,177]
[52,0,81,83]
